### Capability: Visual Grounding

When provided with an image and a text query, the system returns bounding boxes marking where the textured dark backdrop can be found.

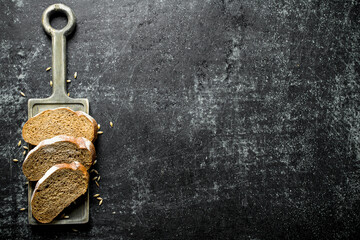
[1,0,360,239]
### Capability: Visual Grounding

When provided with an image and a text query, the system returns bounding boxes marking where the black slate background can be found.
[1,0,360,239]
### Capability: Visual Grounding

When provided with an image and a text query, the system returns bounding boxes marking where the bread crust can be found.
[31,161,89,223]
[22,107,98,145]
[75,111,98,142]
[22,135,96,181]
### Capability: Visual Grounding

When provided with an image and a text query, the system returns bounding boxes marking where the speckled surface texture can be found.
[1,0,360,239]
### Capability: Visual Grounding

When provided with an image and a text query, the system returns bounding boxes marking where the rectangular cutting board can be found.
[27,4,90,225]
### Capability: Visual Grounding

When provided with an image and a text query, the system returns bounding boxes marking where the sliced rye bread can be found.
[22,107,98,145]
[31,161,89,223]
[22,135,96,181]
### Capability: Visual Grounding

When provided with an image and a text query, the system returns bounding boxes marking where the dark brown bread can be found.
[31,161,89,223]
[22,135,96,181]
[22,107,98,145]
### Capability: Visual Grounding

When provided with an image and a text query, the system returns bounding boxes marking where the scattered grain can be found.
[66,79,71,83]
[13,159,19,162]
[94,160,97,165]
[90,169,98,174]
[99,199,103,205]
[50,81,53,87]
[97,197,102,201]
[74,72,77,79]
[98,124,100,130]
[97,176,101,182]
[92,176,98,181]
[20,208,26,211]
[64,215,70,219]
[112,212,116,214]
[95,181,99,187]
[17,140,21,147]
[97,131,103,135]
[23,146,28,150]
[20,91,26,97]
[93,194,100,197]
[110,121,113,127]
[46,67,51,71]
[23,150,26,156]
[72,228,78,232]
[67,93,70,97]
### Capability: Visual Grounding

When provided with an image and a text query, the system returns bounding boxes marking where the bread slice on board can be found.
[31,161,89,223]
[22,107,98,145]
[22,135,96,181]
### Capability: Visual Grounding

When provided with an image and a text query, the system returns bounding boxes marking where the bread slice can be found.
[31,161,89,223]
[22,135,96,181]
[22,107,98,145]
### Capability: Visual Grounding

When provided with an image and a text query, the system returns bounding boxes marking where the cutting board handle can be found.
[42,4,76,100]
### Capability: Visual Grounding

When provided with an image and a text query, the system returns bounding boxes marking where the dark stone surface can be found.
[1,0,360,239]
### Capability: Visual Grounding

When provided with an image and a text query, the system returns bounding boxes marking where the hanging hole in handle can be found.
[49,11,68,30]
[42,4,76,36]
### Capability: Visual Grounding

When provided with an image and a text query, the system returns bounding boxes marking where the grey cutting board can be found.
[27,4,90,225]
